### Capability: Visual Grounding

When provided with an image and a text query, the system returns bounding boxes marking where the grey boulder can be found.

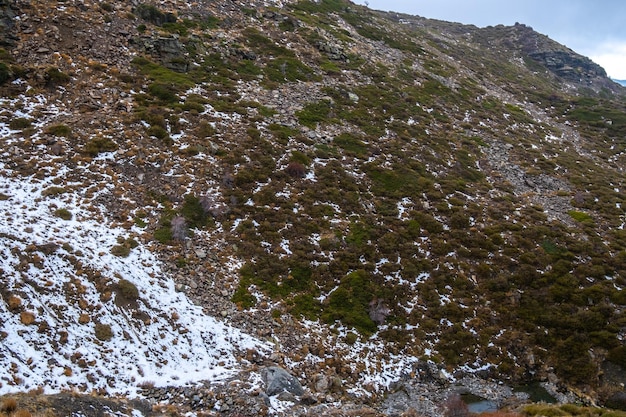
[261,366,304,397]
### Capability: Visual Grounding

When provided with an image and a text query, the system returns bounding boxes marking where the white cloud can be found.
[588,41,626,80]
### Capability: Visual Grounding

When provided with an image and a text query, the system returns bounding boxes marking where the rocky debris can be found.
[316,40,348,61]
[382,368,523,417]
[262,366,305,397]
[483,139,573,222]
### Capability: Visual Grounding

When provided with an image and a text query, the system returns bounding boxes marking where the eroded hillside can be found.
[1,0,626,415]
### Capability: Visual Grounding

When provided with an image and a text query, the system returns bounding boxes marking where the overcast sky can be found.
[351,0,626,79]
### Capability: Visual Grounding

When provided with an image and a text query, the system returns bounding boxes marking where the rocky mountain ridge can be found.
[1,0,626,416]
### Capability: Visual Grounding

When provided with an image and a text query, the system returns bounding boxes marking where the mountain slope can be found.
[1,0,626,414]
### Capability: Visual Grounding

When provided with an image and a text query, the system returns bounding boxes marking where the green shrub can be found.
[296,99,332,127]
[322,270,378,334]
[153,227,172,243]
[8,118,32,130]
[94,322,113,341]
[0,62,10,84]
[84,137,118,156]
[232,284,256,309]
[146,125,170,141]
[45,124,72,137]
[608,346,626,367]
[148,82,179,103]
[333,132,368,157]
[135,3,176,26]
[54,208,72,220]
[45,67,70,86]
[523,404,567,417]
[110,245,131,257]
[568,210,593,223]
[265,56,318,83]
[117,278,139,300]
[181,195,209,228]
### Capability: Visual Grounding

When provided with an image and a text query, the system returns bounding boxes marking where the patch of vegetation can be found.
[45,67,70,87]
[153,227,173,243]
[117,278,139,300]
[568,210,593,223]
[131,56,195,92]
[333,132,369,158]
[53,208,72,220]
[110,238,138,258]
[264,56,319,83]
[181,195,210,229]
[94,322,113,341]
[0,62,10,84]
[523,403,626,417]
[296,99,333,128]
[322,270,379,335]
[8,118,31,130]
[45,124,72,137]
[83,136,118,156]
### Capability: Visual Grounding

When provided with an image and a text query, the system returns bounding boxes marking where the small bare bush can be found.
[170,216,187,241]
[285,161,306,178]
[368,298,390,325]
[199,194,230,219]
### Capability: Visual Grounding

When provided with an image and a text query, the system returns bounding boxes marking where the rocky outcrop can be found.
[528,50,606,83]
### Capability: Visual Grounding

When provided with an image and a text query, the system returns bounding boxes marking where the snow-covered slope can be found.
[0,94,268,396]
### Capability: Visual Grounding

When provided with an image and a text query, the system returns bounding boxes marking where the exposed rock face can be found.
[528,50,606,82]
[261,366,305,397]
[133,35,190,71]
[0,0,18,47]
[468,22,621,93]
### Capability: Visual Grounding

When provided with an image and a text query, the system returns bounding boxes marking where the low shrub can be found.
[154,227,172,243]
[94,322,113,341]
[285,161,306,178]
[45,124,72,137]
[54,208,72,220]
[0,398,18,413]
[296,99,333,127]
[83,137,118,156]
[8,118,32,130]
[0,62,10,84]
[110,245,131,257]
[45,67,70,86]
[117,278,139,300]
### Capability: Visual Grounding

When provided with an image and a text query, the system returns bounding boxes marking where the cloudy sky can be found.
[351,0,626,80]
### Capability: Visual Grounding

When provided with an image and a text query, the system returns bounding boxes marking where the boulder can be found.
[261,366,304,397]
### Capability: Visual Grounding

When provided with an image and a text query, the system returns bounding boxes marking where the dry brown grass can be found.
[7,295,22,311]
[0,398,18,413]
[19,312,35,326]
